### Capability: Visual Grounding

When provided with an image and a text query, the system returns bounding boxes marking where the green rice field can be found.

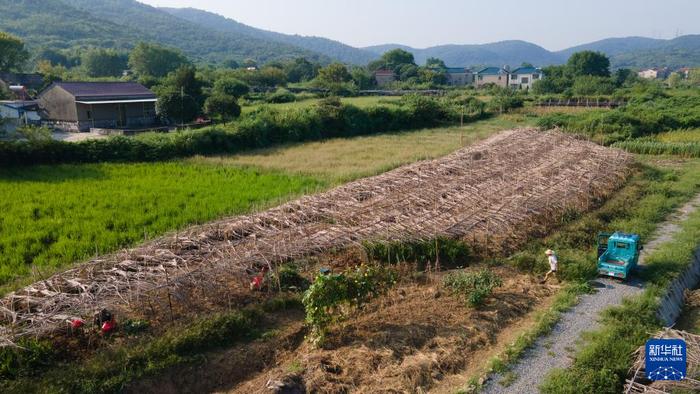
[0,163,322,287]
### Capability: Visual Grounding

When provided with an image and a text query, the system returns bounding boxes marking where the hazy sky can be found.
[141,0,698,50]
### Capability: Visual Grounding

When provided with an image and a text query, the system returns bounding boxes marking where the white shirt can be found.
[548,254,558,271]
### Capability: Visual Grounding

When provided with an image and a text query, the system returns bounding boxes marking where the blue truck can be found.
[597,232,642,280]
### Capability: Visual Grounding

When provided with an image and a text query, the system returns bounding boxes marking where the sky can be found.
[141,0,699,50]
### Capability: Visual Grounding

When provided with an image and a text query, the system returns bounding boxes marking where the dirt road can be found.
[481,193,700,394]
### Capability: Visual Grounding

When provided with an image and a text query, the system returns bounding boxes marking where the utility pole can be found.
[180,86,184,129]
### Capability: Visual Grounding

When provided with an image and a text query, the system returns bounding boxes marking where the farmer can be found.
[541,249,558,283]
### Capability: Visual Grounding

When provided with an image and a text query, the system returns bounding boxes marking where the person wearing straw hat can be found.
[541,249,558,283]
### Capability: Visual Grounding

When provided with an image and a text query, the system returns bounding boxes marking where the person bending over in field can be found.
[541,249,558,284]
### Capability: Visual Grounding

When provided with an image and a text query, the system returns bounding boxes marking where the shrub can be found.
[443,270,503,307]
[265,89,296,104]
[302,265,396,344]
[0,96,457,166]
[0,338,56,379]
[364,237,473,270]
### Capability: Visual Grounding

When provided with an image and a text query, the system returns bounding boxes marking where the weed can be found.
[442,270,503,307]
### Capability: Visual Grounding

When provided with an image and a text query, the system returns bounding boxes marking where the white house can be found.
[445,67,474,86]
[509,67,543,90]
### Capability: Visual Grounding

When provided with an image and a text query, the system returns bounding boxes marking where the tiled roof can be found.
[476,67,508,75]
[510,67,540,75]
[445,67,469,74]
[50,82,155,100]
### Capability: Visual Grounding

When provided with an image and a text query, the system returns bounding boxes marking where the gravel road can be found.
[480,193,700,394]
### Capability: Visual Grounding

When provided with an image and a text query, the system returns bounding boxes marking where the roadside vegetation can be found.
[540,176,700,393]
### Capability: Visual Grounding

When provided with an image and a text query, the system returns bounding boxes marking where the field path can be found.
[481,192,700,394]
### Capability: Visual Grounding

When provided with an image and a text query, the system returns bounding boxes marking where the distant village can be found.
[0,63,693,136]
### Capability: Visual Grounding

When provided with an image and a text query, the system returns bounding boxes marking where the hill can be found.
[0,0,329,64]
[161,7,377,65]
[365,41,566,68]
[365,36,700,69]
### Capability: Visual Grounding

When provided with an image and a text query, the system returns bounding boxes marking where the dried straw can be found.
[0,129,633,345]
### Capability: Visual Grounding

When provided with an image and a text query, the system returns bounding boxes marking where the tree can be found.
[242,58,257,68]
[567,51,610,77]
[156,88,201,125]
[381,49,415,69]
[571,75,615,95]
[81,48,128,77]
[222,58,240,69]
[613,68,637,87]
[350,67,372,90]
[241,66,287,87]
[284,58,318,83]
[667,72,683,88]
[521,62,534,68]
[154,65,205,123]
[128,42,189,78]
[425,57,447,69]
[689,68,700,87]
[398,64,419,81]
[204,93,241,124]
[317,63,352,85]
[213,77,250,98]
[0,32,29,72]
[419,68,447,85]
[36,48,73,67]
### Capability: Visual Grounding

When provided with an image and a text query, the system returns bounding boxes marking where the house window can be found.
[521,77,529,84]
[533,74,540,79]
[87,110,92,120]
[478,75,483,81]
[511,74,517,80]
[498,76,501,80]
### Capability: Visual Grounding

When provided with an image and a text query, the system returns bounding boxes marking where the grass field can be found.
[241,96,402,115]
[0,163,322,287]
[0,115,525,289]
[196,115,528,183]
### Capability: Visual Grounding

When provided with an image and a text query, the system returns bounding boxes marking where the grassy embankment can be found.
[460,157,700,392]
[540,160,700,392]
[0,115,525,292]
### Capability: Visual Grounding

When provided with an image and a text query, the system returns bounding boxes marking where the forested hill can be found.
[365,36,700,69]
[161,7,378,65]
[0,0,330,64]
[364,41,563,68]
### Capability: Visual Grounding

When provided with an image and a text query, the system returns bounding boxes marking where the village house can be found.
[374,69,397,87]
[0,101,41,134]
[0,72,44,92]
[38,82,157,132]
[445,67,474,86]
[508,66,543,89]
[638,67,670,79]
[474,67,510,88]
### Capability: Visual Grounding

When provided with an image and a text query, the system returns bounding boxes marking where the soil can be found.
[131,266,555,394]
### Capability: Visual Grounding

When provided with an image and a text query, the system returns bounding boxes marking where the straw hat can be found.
[545,249,554,256]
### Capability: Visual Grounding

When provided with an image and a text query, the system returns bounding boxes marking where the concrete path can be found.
[480,193,700,394]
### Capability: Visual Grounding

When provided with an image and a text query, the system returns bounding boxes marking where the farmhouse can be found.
[0,101,41,134]
[374,69,397,87]
[509,66,543,89]
[445,67,474,86]
[638,67,670,79]
[474,67,509,88]
[0,72,44,92]
[38,82,157,132]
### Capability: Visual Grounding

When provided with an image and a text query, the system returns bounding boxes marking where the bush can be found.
[443,270,503,307]
[1,96,457,166]
[265,88,296,104]
[0,338,56,379]
[302,265,397,344]
[16,125,52,142]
